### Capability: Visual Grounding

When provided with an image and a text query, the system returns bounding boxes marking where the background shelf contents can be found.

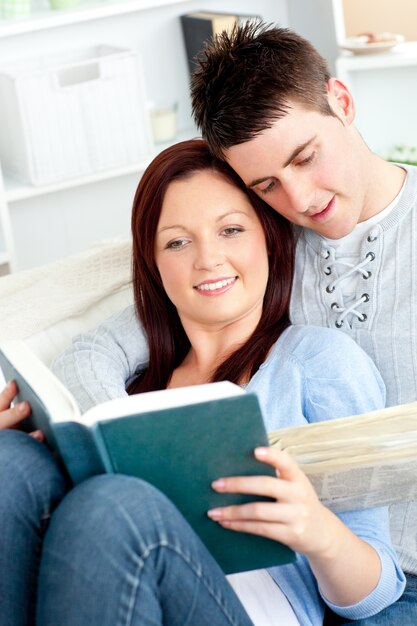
[0,44,153,186]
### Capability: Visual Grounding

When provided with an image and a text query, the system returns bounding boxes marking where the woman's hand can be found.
[0,381,31,429]
[0,381,43,440]
[208,446,382,606]
[208,446,332,557]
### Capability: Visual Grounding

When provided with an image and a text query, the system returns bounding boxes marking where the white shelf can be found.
[0,0,192,38]
[5,160,150,202]
[336,42,417,72]
[5,128,199,203]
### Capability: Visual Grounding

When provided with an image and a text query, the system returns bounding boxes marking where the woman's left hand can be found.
[208,446,333,557]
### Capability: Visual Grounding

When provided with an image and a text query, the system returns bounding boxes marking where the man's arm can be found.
[52,305,149,413]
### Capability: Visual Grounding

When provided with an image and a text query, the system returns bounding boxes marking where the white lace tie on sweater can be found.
[321,228,378,328]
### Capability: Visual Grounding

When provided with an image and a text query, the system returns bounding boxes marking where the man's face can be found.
[224,96,370,240]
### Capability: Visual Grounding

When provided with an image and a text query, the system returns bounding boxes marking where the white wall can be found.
[286,0,339,73]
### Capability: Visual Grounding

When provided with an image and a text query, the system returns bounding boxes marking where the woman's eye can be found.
[223,227,243,236]
[166,239,188,250]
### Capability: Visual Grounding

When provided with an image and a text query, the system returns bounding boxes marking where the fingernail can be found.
[211,479,225,490]
[29,430,44,442]
[207,509,222,520]
[17,402,28,413]
[255,447,268,457]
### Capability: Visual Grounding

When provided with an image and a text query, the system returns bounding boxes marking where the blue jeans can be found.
[324,574,417,625]
[36,474,254,625]
[0,430,68,626]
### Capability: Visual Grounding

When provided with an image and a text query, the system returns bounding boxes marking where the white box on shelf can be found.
[0,45,153,186]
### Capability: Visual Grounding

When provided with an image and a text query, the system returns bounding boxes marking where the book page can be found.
[82,380,245,426]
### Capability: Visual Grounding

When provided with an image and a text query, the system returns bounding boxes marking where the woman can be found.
[0,141,404,626]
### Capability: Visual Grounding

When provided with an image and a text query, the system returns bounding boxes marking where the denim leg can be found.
[37,474,254,626]
[0,430,68,626]
[324,573,417,625]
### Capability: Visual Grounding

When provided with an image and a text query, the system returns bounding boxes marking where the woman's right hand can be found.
[0,380,31,429]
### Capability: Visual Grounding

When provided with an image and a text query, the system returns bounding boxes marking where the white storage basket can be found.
[0,45,153,185]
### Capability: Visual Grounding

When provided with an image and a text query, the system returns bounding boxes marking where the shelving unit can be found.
[0,0,200,275]
[0,0,286,271]
[0,0,195,275]
[3,127,197,204]
[0,124,197,271]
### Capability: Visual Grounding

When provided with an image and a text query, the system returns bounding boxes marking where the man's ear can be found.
[327,78,355,125]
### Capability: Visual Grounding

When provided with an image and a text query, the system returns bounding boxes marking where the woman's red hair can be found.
[128,139,295,394]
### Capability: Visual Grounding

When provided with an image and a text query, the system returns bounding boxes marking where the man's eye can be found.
[297,152,315,166]
[259,181,276,195]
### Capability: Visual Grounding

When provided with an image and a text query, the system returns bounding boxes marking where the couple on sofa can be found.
[1,24,416,626]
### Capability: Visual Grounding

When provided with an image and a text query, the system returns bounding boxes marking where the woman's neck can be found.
[168,312,260,389]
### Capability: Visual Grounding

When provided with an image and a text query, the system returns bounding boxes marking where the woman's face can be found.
[154,169,269,331]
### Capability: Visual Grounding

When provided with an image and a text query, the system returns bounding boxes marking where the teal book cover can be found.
[96,394,295,574]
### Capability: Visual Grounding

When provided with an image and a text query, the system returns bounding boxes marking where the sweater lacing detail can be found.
[330,293,370,328]
[321,242,377,328]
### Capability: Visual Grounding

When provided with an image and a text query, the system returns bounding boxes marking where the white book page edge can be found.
[82,380,245,426]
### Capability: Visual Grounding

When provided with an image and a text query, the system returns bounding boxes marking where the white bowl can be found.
[340,33,405,55]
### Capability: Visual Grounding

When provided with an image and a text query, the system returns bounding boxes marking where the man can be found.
[54,23,417,624]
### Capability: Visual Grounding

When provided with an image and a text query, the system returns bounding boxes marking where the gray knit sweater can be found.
[290,164,417,574]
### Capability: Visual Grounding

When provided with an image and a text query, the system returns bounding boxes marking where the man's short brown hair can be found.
[191,22,335,158]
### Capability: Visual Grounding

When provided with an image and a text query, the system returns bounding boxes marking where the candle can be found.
[150,102,178,144]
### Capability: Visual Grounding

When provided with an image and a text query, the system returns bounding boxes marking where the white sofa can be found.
[0,240,133,377]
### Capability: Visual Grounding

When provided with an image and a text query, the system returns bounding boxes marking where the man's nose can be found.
[283,180,316,215]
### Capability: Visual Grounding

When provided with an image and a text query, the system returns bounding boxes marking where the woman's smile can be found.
[194,276,238,295]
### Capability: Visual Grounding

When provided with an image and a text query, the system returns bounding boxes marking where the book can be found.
[0,339,295,575]
[268,403,417,512]
[180,11,260,76]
